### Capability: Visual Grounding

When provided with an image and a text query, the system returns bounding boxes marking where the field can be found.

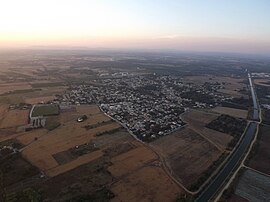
[17,105,122,173]
[248,124,270,175]
[0,128,18,142]
[30,82,65,88]
[0,82,32,95]
[182,109,233,151]
[27,156,114,202]
[13,104,184,201]
[31,104,59,117]
[211,106,248,119]
[0,85,67,105]
[108,144,157,178]
[183,76,247,97]
[111,166,182,202]
[25,96,56,104]
[0,109,29,128]
[46,150,104,177]
[234,169,270,202]
[254,78,270,87]
[0,153,40,188]
[76,105,101,115]
[16,129,48,145]
[152,127,222,187]
[21,119,121,171]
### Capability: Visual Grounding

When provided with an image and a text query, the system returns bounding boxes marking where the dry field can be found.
[13,103,184,201]
[108,144,157,178]
[182,109,233,151]
[111,166,183,202]
[46,150,103,177]
[228,194,249,202]
[18,104,121,175]
[0,86,67,105]
[16,129,48,145]
[182,109,218,127]
[0,104,9,121]
[93,128,133,149]
[211,106,248,119]
[76,105,101,115]
[248,124,270,175]
[234,169,270,202]
[152,127,222,186]
[0,109,29,128]
[254,78,270,87]
[184,75,247,97]
[25,96,56,104]
[0,82,32,95]
[21,120,121,171]
[0,128,18,142]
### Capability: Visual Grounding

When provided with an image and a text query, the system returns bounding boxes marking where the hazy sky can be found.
[1,0,270,54]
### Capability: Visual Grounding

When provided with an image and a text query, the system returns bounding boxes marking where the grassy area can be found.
[31,105,59,117]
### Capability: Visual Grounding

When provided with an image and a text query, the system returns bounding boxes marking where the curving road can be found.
[195,73,259,202]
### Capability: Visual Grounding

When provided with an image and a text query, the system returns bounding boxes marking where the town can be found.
[54,74,235,142]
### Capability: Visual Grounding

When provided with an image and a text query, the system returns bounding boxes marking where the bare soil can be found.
[235,169,270,202]
[0,109,29,129]
[152,127,222,186]
[248,124,270,175]
[211,106,248,119]
[111,166,183,202]
[182,109,233,150]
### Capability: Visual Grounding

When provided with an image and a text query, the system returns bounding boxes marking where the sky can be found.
[0,0,270,54]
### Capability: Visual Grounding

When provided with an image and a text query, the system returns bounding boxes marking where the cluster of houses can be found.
[55,74,232,142]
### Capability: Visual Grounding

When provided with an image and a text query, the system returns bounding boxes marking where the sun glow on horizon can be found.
[1,0,270,54]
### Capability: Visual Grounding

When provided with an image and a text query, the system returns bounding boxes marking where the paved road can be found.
[195,73,259,202]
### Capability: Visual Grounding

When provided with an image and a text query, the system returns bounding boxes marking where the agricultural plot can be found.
[30,82,65,88]
[254,78,270,87]
[235,169,270,202]
[76,105,101,115]
[184,76,247,97]
[206,114,247,149]
[211,106,248,119]
[33,156,114,202]
[248,124,270,175]
[0,153,40,187]
[111,166,183,202]
[18,104,122,174]
[16,129,48,145]
[0,128,18,142]
[108,144,157,178]
[22,121,121,171]
[0,82,32,95]
[152,127,222,187]
[46,150,103,177]
[31,104,59,117]
[0,109,29,128]
[25,96,56,104]
[182,109,233,150]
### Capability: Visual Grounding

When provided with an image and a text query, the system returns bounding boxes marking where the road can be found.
[195,73,259,202]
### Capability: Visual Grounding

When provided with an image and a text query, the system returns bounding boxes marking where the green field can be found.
[31,105,59,117]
